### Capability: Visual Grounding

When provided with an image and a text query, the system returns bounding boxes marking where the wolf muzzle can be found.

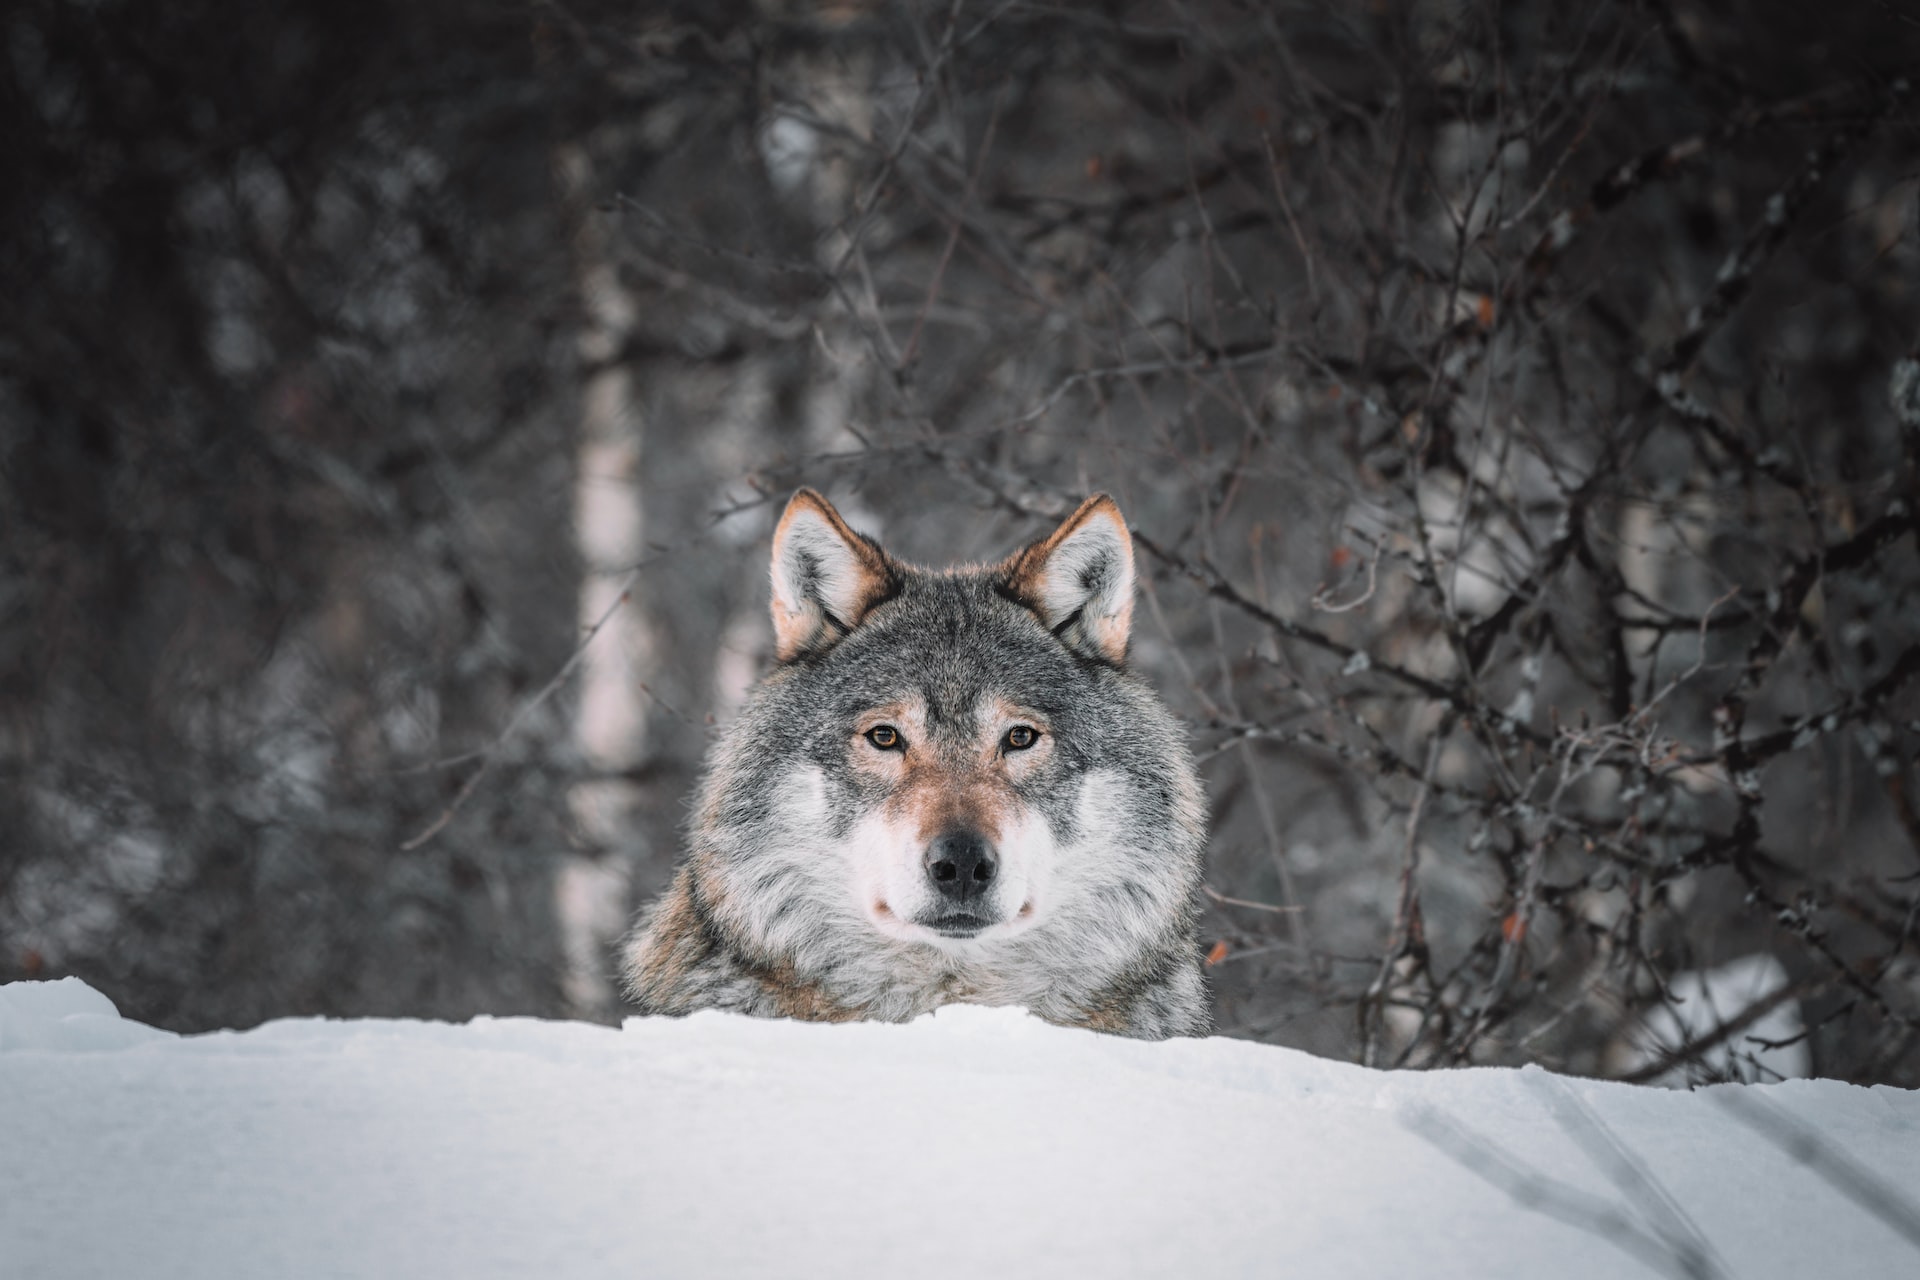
[923,829,998,934]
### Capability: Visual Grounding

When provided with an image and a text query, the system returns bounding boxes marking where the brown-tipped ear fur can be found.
[770,489,899,662]
[1001,494,1136,664]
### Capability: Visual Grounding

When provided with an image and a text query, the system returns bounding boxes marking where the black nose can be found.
[925,830,997,903]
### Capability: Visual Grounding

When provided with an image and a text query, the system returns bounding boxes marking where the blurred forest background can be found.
[5,0,1920,1086]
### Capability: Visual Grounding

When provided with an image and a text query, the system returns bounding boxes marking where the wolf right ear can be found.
[769,489,899,662]
[1001,494,1136,665]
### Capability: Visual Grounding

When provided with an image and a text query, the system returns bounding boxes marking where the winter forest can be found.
[6,0,1920,1096]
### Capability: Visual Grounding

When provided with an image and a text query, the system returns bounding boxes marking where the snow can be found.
[0,977,177,1053]
[3,980,1917,1279]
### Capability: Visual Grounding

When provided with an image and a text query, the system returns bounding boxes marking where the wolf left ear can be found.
[769,489,899,662]
[1002,494,1136,665]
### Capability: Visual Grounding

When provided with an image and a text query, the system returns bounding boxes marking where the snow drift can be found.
[3,978,1916,1279]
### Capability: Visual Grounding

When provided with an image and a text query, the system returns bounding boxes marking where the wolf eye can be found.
[865,725,903,751]
[1003,725,1039,751]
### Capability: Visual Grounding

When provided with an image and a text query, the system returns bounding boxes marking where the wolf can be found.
[622,488,1209,1038]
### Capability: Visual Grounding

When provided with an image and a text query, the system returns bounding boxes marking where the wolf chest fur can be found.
[623,489,1209,1038]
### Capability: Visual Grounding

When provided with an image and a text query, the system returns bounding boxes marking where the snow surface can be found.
[3,979,1918,1280]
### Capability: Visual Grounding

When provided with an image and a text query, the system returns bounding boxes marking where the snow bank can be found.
[0,976,177,1053]
[3,980,1916,1280]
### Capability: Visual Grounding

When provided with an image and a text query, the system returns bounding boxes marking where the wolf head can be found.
[648,489,1207,1031]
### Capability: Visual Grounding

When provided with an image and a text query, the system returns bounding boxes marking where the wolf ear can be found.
[1002,494,1136,664]
[769,489,898,662]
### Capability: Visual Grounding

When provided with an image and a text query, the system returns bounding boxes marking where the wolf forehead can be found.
[782,575,1100,730]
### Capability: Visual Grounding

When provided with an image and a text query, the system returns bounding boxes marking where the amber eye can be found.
[1004,725,1038,751]
[865,725,903,751]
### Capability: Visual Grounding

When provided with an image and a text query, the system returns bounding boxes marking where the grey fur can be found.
[623,493,1209,1039]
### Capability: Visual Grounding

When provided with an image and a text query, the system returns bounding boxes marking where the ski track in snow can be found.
[3,977,1917,1279]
